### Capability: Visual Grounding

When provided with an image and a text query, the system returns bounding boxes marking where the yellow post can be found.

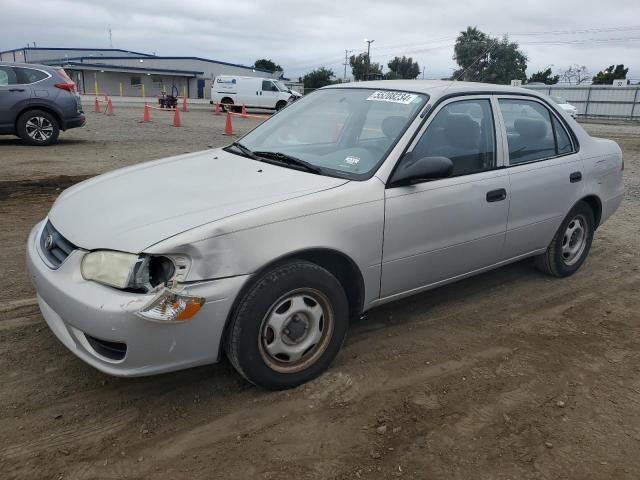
[183,85,186,99]
[118,82,123,96]
[203,84,206,99]
[141,84,146,98]
[93,76,98,95]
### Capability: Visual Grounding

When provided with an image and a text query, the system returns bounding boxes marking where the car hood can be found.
[49,149,348,252]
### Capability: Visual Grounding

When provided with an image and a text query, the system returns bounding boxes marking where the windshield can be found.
[274,80,289,91]
[239,88,427,179]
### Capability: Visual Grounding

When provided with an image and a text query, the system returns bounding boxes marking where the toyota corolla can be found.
[27,81,624,390]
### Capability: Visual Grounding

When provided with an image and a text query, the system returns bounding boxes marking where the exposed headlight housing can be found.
[81,251,178,292]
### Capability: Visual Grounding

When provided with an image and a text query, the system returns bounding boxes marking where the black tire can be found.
[275,100,287,111]
[17,109,60,146]
[220,98,234,113]
[535,201,595,277]
[224,260,349,390]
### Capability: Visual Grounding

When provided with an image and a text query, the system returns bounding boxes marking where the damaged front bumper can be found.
[26,221,248,377]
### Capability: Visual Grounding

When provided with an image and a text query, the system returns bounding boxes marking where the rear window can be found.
[14,67,48,84]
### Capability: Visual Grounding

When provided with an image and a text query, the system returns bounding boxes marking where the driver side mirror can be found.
[388,155,453,187]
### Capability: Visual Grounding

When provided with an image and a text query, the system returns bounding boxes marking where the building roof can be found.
[1,47,276,75]
[47,61,203,76]
[0,47,154,56]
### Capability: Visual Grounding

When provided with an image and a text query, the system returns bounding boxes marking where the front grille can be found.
[39,220,76,268]
[86,335,127,361]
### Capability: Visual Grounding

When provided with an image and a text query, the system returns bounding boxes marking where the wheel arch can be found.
[220,96,234,104]
[220,247,366,354]
[16,105,63,131]
[579,194,602,229]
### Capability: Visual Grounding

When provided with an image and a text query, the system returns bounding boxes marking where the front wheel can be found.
[275,100,287,111]
[535,201,595,277]
[224,261,349,390]
[17,110,60,146]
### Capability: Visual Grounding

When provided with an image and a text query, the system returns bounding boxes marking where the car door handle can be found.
[9,88,25,92]
[486,188,507,202]
[570,171,582,183]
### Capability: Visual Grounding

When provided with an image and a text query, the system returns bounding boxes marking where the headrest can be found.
[381,116,407,139]
[444,114,480,149]
[514,118,548,140]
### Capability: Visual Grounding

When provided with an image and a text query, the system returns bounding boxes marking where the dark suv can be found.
[0,63,85,146]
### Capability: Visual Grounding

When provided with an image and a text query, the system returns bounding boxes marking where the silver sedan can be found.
[27,81,624,389]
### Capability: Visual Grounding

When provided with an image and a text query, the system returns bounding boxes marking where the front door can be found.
[381,96,510,298]
[260,80,279,108]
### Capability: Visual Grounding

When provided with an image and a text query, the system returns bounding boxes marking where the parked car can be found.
[551,95,578,118]
[27,81,624,389]
[0,62,84,145]
[210,75,302,112]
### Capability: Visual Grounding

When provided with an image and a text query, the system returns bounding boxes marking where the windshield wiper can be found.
[226,142,260,160]
[253,151,323,174]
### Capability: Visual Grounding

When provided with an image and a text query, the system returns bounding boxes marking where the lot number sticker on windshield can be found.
[366,91,418,104]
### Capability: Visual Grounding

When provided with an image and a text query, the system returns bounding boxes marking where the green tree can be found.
[387,56,420,79]
[592,64,629,85]
[301,67,335,90]
[452,26,527,84]
[253,58,282,73]
[350,53,382,81]
[527,68,559,85]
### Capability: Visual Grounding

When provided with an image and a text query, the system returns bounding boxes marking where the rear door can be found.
[0,66,32,133]
[496,96,583,259]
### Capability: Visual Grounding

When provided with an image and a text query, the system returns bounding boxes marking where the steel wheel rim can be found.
[561,214,588,266]
[258,288,334,374]
[25,116,53,141]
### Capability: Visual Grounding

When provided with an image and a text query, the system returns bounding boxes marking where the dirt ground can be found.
[0,109,639,480]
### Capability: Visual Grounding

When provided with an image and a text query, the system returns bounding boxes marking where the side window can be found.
[499,99,572,164]
[262,80,272,91]
[553,116,573,155]
[411,99,495,177]
[0,66,17,86]
[14,67,48,84]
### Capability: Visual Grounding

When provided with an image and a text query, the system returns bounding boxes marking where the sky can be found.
[1,0,639,82]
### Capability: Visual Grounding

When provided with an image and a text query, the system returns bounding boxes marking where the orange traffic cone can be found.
[105,98,114,116]
[241,103,248,118]
[142,103,151,122]
[214,102,221,116]
[224,111,233,135]
[173,107,182,127]
[182,96,188,112]
[93,97,100,113]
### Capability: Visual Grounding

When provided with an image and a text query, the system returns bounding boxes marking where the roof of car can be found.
[0,61,57,70]
[323,79,541,98]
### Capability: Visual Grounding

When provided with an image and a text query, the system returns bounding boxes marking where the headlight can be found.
[81,251,176,291]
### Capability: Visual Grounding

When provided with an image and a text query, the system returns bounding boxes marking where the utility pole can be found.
[343,49,352,81]
[364,39,375,81]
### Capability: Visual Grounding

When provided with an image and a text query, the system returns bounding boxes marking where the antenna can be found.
[109,29,113,48]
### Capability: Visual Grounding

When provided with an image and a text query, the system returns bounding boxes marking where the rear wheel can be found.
[224,260,349,390]
[535,201,595,277]
[17,110,60,146]
[220,98,234,113]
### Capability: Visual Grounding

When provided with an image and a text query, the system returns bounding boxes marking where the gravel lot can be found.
[0,108,639,480]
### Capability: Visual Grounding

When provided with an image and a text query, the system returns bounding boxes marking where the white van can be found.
[210,76,302,112]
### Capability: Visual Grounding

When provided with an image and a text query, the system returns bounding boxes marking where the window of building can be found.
[130,76,142,86]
